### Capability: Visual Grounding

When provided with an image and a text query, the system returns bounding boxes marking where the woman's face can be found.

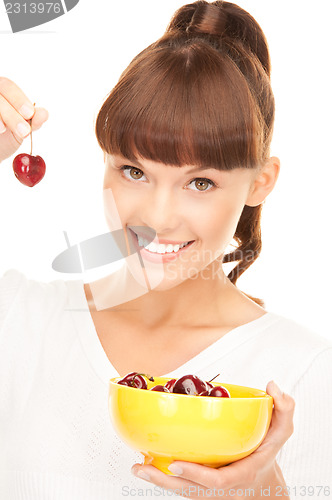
[103,153,260,291]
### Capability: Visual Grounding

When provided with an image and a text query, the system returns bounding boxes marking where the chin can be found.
[126,263,189,293]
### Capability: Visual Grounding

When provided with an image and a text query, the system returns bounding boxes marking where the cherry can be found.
[172,374,207,396]
[13,154,46,187]
[115,372,230,398]
[208,386,231,398]
[164,378,177,392]
[199,390,210,396]
[12,105,46,187]
[117,372,154,389]
[150,385,170,392]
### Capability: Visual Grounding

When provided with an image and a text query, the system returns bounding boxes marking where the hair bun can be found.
[166,1,270,76]
[186,3,227,35]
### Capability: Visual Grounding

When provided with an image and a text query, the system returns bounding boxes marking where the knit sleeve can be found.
[276,348,332,499]
[0,269,25,335]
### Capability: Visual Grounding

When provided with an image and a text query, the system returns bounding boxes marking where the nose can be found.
[140,187,180,235]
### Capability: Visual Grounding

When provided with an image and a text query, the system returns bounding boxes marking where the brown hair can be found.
[95,1,275,308]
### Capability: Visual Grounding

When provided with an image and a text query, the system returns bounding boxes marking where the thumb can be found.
[265,380,295,448]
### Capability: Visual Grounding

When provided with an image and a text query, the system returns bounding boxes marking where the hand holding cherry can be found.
[0,77,48,176]
[12,102,46,187]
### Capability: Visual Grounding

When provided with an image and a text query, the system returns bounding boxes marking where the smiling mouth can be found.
[129,229,195,255]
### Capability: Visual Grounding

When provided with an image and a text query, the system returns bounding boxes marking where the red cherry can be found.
[204,374,221,392]
[172,374,207,396]
[13,153,46,187]
[199,390,210,396]
[164,378,177,392]
[150,385,170,392]
[117,371,154,389]
[117,373,147,389]
[208,386,231,398]
[12,106,46,187]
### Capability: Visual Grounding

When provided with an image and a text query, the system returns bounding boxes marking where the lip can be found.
[128,228,195,263]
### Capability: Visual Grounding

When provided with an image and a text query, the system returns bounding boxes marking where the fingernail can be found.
[16,122,30,138]
[271,380,283,397]
[0,120,6,134]
[19,104,34,120]
[168,463,183,475]
[136,470,150,481]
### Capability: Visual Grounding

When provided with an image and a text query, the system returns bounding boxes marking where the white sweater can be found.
[0,268,331,500]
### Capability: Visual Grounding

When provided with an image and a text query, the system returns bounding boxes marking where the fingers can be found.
[0,96,49,142]
[132,458,261,496]
[167,455,260,490]
[256,381,295,456]
[0,76,49,140]
[0,119,6,135]
[131,463,210,498]
[0,76,35,119]
[30,107,49,131]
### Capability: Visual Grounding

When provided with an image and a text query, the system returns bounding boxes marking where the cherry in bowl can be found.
[109,374,273,475]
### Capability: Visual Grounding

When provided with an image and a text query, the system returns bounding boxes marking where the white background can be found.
[0,0,331,340]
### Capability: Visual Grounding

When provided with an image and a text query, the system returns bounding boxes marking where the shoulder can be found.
[1,267,68,302]
[266,311,332,351]
[0,267,25,293]
[0,268,77,330]
[263,311,332,388]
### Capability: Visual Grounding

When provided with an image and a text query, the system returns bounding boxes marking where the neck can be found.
[133,260,236,329]
[85,259,240,330]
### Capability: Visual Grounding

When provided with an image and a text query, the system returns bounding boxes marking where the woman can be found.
[0,1,331,499]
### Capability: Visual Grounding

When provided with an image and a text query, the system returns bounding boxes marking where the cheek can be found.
[104,175,140,224]
[193,198,242,245]
[103,187,129,232]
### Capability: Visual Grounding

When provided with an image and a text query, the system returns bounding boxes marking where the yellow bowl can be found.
[108,376,273,475]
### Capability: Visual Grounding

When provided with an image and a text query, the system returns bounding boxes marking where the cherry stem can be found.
[30,102,36,156]
[208,373,220,383]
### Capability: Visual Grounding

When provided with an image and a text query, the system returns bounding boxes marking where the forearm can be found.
[258,462,289,500]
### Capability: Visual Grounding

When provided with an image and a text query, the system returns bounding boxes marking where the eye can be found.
[119,165,216,192]
[188,178,216,192]
[120,165,146,181]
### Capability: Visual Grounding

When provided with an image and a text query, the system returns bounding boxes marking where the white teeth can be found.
[136,235,191,254]
[146,241,157,252]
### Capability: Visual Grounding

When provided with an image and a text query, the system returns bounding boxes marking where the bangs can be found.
[95,37,264,170]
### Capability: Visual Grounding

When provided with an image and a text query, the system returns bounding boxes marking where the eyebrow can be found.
[120,157,220,175]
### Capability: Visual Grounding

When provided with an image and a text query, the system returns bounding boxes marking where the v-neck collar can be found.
[67,279,281,385]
